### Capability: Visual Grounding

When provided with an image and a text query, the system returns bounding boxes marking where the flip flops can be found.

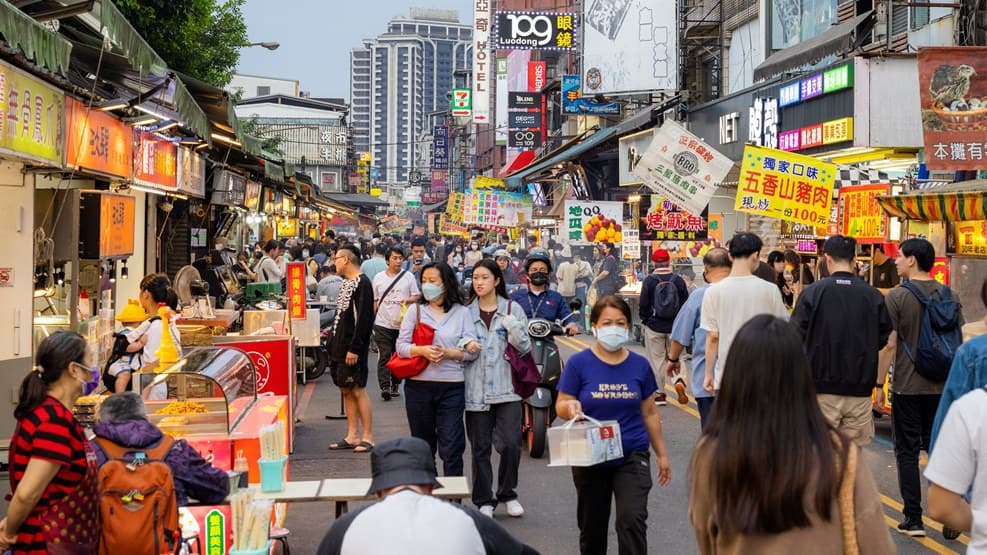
[353,441,374,453]
[328,439,357,450]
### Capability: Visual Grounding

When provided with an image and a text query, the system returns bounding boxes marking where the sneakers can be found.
[897,519,926,537]
[479,505,495,518]
[654,392,667,406]
[381,389,391,401]
[505,500,524,517]
[674,380,689,405]
[942,525,961,540]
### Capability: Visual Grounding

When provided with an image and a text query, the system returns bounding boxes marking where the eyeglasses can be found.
[333,256,346,262]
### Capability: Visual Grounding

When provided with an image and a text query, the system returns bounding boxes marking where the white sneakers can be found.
[479,500,525,518]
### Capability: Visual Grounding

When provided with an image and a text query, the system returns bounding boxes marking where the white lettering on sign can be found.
[504,14,554,46]
[719,112,740,144]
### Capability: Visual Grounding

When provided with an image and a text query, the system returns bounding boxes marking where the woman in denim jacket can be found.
[464,259,532,518]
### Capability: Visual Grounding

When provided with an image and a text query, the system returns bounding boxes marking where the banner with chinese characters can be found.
[474,175,507,188]
[838,184,890,244]
[65,97,132,178]
[632,119,733,216]
[931,257,950,284]
[621,227,640,260]
[918,47,987,170]
[134,130,177,190]
[564,200,624,244]
[286,263,306,320]
[462,189,532,227]
[446,191,466,223]
[0,61,64,165]
[439,215,471,238]
[735,145,836,227]
[494,11,578,50]
[433,126,449,168]
[950,220,987,256]
[641,195,709,242]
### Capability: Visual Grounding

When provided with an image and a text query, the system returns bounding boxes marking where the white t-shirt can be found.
[700,274,789,389]
[372,270,420,329]
[924,388,987,554]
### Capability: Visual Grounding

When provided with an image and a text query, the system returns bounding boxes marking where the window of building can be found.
[770,0,838,50]
[256,85,271,96]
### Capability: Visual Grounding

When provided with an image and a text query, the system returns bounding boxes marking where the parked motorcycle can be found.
[523,318,565,458]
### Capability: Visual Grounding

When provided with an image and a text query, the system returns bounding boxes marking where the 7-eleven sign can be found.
[451,88,472,117]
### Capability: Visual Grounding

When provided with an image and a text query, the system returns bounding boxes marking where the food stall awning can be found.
[754,11,875,81]
[0,0,73,75]
[876,180,987,222]
[503,126,619,190]
[323,192,390,208]
[311,196,355,215]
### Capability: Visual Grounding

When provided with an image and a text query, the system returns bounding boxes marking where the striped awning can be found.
[876,180,987,221]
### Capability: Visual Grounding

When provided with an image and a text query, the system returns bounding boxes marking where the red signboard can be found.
[838,184,890,244]
[918,47,987,170]
[65,97,132,178]
[528,61,546,92]
[931,256,950,285]
[134,130,177,190]
[286,262,306,320]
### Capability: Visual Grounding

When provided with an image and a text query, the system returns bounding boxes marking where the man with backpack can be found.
[639,249,689,406]
[879,237,964,537]
[92,392,230,554]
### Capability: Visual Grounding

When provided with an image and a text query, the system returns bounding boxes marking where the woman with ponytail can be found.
[133,273,183,369]
[0,331,100,554]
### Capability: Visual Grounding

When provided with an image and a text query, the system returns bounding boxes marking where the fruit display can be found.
[686,239,721,258]
[581,215,624,244]
[157,400,208,415]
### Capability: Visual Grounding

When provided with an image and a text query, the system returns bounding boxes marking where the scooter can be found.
[522,318,566,459]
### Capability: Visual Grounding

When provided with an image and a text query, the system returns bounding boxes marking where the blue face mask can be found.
[422,283,444,302]
[595,326,628,352]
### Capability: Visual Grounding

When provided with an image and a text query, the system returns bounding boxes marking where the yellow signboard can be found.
[474,175,506,188]
[822,117,853,145]
[0,61,64,165]
[954,220,987,256]
[735,145,836,227]
[370,187,382,197]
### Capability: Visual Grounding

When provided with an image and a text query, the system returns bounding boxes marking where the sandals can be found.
[328,439,357,450]
[353,441,374,453]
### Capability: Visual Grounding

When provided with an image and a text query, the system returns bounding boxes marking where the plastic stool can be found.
[270,527,290,555]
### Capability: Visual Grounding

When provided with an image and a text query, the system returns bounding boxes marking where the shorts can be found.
[817,394,874,446]
[330,357,369,389]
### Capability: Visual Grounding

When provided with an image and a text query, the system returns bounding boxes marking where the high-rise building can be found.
[349,8,472,189]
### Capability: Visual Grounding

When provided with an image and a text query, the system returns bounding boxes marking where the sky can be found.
[236,0,474,101]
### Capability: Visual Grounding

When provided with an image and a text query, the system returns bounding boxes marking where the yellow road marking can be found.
[555,334,963,553]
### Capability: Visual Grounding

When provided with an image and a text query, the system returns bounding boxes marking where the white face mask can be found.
[594,326,629,352]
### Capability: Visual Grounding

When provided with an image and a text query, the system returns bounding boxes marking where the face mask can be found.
[595,326,628,352]
[73,364,100,393]
[529,272,549,286]
[471,244,478,250]
[302,250,310,258]
[422,283,444,301]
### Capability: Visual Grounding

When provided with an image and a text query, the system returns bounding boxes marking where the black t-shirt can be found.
[870,258,899,289]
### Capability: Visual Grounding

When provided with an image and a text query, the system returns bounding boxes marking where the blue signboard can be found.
[432,125,449,168]
[561,75,620,115]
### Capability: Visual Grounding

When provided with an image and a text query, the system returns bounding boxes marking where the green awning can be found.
[0,0,73,75]
[98,0,167,77]
[172,75,211,146]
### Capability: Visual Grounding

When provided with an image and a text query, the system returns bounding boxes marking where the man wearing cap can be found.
[317,437,539,555]
[639,249,690,406]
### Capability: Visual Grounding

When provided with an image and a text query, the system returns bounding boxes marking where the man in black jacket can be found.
[790,235,892,446]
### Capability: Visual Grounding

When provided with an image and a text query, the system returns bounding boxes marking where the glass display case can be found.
[133,347,257,438]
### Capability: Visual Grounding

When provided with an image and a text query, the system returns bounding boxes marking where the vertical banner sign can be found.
[496,57,508,145]
[286,262,306,320]
[564,200,624,244]
[432,126,449,168]
[621,228,640,260]
[473,0,492,124]
[451,88,472,117]
[204,508,225,555]
[838,184,890,244]
[527,61,546,93]
[917,47,987,170]
[632,120,733,216]
[0,61,65,165]
[734,145,836,227]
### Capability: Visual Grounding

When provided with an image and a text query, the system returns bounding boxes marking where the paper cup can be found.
[258,456,287,492]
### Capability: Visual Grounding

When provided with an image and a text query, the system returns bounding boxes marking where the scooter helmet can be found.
[524,252,552,274]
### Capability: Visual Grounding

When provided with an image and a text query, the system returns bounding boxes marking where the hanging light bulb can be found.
[120,259,129,280]
[55,265,65,286]
[108,260,117,283]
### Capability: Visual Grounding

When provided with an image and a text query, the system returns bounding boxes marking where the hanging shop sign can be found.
[508,111,541,129]
[432,125,449,168]
[749,97,778,149]
[562,74,620,115]
[777,117,854,152]
[462,188,532,227]
[621,228,640,259]
[496,57,508,146]
[244,180,262,211]
[95,192,136,258]
[582,0,677,94]
[474,175,506,188]
[451,88,472,117]
[177,148,206,198]
[286,262,306,320]
[431,169,449,196]
[641,195,709,242]
[918,47,987,170]
[838,184,890,244]
[508,129,541,149]
[0,61,64,165]
[632,119,733,216]
[735,145,837,227]
[778,63,853,108]
[495,11,577,50]
[65,97,132,178]
[931,256,950,285]
[472,0,491,124]
[564,200,624,244]
[948,220,987,256]
[619,128,654,186]
[210,169,247,207]
[509,92,542,109]
[528,61,546,92]
[133,130,177,191]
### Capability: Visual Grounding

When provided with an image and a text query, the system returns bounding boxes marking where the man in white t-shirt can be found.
[925,387,987,553]
[701,232,789,393]
[373,246,421,400]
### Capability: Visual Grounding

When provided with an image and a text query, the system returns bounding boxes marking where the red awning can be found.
[498,150,537,177]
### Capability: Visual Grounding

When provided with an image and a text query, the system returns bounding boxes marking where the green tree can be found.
[115,0,248,87]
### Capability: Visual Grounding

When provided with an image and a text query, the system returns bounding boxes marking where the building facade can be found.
[349,8,472,189]
[228,73,300,100]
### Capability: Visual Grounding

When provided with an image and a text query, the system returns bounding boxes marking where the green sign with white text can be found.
[206,509,226,555]
[823,64,853,94]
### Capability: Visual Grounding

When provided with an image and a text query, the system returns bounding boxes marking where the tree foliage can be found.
[115,0,248,87]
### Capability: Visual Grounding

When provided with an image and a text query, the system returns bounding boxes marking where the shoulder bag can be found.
[385,304,434,379]
[374,270,408,313]
[504,301,541,398]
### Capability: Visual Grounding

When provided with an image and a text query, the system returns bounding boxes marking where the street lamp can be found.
[247,41,280,51]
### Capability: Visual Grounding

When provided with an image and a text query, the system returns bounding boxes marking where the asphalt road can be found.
[281,334,971,554]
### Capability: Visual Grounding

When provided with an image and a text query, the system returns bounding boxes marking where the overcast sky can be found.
[236,0,473,101]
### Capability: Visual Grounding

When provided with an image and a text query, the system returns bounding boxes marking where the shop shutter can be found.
[891,3,909,35]
[911,6,930,29]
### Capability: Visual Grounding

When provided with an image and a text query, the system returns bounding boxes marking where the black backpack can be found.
[651,274,683,320]
[899,281,962,382]
[101,317,159,391]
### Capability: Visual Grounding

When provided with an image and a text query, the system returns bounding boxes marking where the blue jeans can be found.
[404,380,466,476]
[697,397,715,431]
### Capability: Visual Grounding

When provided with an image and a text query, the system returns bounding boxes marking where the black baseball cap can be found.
[366,437,443,495]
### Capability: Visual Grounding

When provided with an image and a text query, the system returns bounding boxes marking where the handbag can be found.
[504,301,541,398]
[386,304,434,379]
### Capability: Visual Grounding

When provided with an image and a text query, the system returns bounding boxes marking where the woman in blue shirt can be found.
[396,262,479,476]
[556,295,672,555]
[464,259,531,518]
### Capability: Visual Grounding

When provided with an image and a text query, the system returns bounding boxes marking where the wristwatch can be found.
[667,356,679,363]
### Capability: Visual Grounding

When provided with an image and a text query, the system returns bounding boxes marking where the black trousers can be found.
[372,325,400,391]
[405,380,466,476]
[891,392,941,520]
[571,451,652,555]
[465,401,523,508]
